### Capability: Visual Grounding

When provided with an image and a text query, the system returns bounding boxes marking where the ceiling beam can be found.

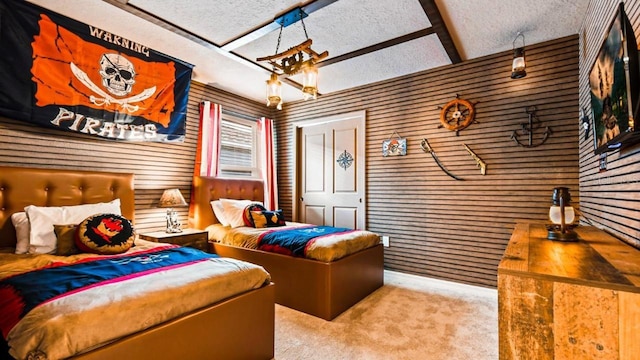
[221,0,340,51]
[317,28,435,68]
[221,22,281,51]
[418,0,461,63]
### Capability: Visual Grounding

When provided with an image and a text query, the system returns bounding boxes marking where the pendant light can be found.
[257,7,328,108]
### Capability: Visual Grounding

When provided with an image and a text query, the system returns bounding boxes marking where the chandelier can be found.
[257,8,328,110]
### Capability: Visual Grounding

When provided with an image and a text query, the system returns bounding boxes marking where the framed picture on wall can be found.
[382,138,407,156]
[382,131,407,157]
[589,3,640,154]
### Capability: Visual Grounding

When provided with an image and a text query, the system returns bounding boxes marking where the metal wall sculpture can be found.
[510,105,552,148]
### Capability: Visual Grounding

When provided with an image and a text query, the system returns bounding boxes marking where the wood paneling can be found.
[578,0,640,251]
[0,81,267,233]
[0,26,585,289]
[275,36,580,287]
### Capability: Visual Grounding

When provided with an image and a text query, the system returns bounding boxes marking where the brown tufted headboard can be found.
[0,166,135,249]
[188,176,264,230]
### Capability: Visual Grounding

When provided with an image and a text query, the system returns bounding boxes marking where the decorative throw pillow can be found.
[220,198,262,228]
[53,224,80,256]
[76,213,135,255]
[24,199,122,254]
[243,203,267,227]
[250,209,286,228]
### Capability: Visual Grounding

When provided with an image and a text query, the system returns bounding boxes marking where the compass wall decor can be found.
[337,150,354,170]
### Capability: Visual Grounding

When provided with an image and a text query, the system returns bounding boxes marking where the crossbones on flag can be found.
[0,0,194,142]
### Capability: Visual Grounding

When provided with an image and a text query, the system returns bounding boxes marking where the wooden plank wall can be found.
[0,81,267,233]
[579,0,640,250]
[275,35,580,287]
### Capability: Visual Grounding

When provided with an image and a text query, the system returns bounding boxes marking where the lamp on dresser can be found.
[158,188,187,233]
[546,187,578,241]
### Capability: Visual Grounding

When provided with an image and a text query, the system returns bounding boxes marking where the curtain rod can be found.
[221,109,260,122]
[200,101,266,122]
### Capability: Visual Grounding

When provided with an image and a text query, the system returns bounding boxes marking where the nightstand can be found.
[139,228,209,252]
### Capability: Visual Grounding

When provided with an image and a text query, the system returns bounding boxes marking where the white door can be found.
[294,111,366,229]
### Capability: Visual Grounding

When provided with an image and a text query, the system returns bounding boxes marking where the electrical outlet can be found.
[381,236,390,247]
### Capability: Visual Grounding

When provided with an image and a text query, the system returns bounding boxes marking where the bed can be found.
[0,166,275,360]
[188,175,384,321]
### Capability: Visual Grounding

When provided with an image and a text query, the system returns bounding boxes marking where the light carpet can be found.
[274,270,498,360]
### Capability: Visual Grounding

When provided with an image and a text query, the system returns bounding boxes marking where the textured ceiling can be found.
[437,0,589,60]
[232,0,433,58]
[28,0,590,106]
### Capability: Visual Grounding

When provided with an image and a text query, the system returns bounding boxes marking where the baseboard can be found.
[383,270,497,298]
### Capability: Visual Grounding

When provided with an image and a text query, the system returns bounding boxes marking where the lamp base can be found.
[546,224,578,242]
[165,209,182,233]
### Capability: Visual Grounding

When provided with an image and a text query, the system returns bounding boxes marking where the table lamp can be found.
[159,188,187,233]
[546,187,578,241]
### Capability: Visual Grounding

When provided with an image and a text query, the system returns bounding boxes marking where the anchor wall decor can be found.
[510,105,552,148]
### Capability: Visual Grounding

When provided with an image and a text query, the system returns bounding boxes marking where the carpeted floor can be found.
[274,270,498,360]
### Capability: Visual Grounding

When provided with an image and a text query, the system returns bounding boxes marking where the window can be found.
[218,113,260,178]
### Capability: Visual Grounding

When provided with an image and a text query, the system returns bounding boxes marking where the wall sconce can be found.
[511,32,526,79]
[159,188,187,233]
[547,187,578,241]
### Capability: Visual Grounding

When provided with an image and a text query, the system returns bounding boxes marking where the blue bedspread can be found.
[257,225,352,257]
[0,246,216,338]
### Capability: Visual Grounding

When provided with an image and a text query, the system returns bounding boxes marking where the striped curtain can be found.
[194,101,221,177]
[258,117,278,210]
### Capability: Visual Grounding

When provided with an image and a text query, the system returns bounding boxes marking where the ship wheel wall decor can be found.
[438,94,477,135]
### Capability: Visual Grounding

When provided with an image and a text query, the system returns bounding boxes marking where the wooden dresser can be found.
[498,222,640,360]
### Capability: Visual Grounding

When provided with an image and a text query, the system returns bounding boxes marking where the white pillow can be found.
[25,199,122,254]
[219,198,261,228]
[11,212,30,254]
[210,200,229,226]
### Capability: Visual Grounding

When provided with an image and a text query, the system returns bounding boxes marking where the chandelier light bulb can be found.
[266,73,283,110]
[301,62,318,100]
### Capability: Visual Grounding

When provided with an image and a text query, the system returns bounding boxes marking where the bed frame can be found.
[0,166,274,360]
[189,175,384,321]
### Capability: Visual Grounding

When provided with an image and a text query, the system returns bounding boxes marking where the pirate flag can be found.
[0,0,194,142]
